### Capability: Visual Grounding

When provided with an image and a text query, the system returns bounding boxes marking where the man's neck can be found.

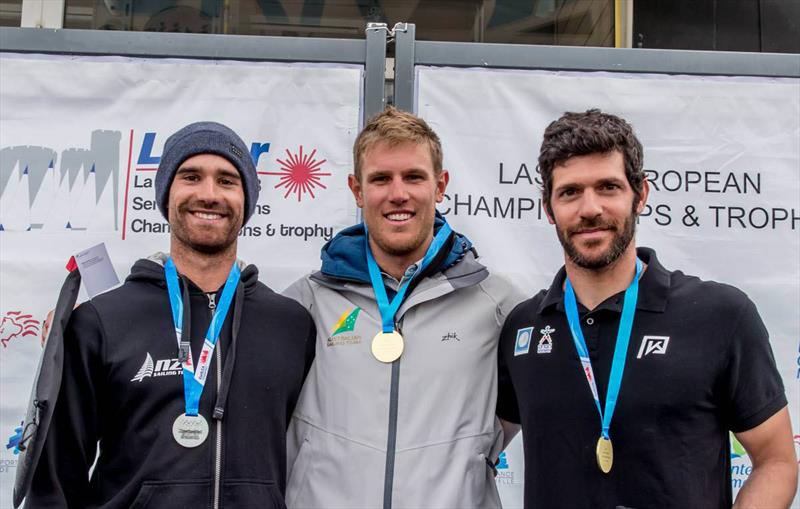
[564,247,641,311]
[369,236,432,282]
[169,240,238,293]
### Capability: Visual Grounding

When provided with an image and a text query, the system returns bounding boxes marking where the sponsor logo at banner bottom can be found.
[730,433,752,490]
[2,423,22,475]
[5,422,23,455]
[0,310,41,349]
[495,451,519,485]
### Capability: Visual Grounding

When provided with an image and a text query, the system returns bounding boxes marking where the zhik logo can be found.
[131,352,182,382]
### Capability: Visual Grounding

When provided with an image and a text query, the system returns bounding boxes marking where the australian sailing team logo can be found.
[327,307,362,347]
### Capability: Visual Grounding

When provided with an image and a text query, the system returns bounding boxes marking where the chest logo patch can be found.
[131,352,182,382]
[537,325,555,354]
[514,327,533,356]
[636,335,670,359]
[327,307,362,347]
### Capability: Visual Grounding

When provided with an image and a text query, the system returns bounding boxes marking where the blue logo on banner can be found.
[5,423,23,455]
[497,452,509,470]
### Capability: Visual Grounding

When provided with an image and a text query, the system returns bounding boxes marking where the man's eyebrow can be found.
[596,177,626,185]
[175,166,241,179]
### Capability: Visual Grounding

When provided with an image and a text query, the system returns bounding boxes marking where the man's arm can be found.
[733,406,798,509]
[499,418,521,450]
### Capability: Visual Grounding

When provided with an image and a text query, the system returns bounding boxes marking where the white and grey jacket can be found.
[283,219,521,509]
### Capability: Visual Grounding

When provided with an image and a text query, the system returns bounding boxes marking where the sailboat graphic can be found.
[0,162,31,231]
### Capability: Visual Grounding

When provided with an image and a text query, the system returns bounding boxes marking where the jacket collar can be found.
[318,212,474,285]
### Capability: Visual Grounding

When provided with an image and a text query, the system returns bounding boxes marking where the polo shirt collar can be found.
[538,246,670,314]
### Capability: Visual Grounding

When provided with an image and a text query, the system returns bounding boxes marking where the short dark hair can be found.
[538,109,644,214]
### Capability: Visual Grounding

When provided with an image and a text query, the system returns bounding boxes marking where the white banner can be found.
[0,53,362,507]
[416,66,800,508]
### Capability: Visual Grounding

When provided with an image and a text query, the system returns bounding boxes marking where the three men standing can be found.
[497,109,797,508]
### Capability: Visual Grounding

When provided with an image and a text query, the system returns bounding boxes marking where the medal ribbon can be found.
[164,257,240,416]
[563,258,642,441]
[365,221,453,333]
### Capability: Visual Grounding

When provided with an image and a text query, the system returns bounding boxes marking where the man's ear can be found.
[348,173,364,208]
[635,179,650,215]
[435,170,450,203]
[544,199,555,225]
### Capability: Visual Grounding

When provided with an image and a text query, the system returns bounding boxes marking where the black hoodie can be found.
[27,256,315,509]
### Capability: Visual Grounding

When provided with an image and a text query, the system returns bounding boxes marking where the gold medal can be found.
[371,331,404,363]
[595,436,613,473]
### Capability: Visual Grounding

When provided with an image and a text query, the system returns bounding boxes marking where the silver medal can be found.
[172,413,209,448]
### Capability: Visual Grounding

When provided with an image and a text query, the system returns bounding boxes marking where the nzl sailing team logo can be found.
[0,311,41,348]
[130,352,182,382]
[327,307,362,347]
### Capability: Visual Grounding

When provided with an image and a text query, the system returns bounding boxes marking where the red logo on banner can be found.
[262,146,331,201]
[0,311,41,348]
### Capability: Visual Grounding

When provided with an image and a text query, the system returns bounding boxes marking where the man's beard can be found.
[556,208,637,270]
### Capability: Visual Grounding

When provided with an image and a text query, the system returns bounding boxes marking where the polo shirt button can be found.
[586,317,595,325]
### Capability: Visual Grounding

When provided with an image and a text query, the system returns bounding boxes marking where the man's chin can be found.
[184,235,238,255]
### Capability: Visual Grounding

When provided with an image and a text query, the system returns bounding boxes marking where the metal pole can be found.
[393,22,416,113]
[364,22,388,123]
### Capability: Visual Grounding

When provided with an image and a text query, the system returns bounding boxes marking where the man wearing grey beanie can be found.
[26,121,315,509]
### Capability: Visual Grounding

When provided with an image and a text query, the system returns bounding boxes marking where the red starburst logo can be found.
[261,146,331,201]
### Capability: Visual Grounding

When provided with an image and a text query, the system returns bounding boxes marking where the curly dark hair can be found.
[538,109,644,214]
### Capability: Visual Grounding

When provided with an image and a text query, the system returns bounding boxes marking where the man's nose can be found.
[196,177,221,203]
[578,190,603,219]
[388,178,409,203]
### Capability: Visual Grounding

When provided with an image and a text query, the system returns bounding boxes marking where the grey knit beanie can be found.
[155,121,259,224]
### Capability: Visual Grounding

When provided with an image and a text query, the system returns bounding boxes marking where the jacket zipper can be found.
[207,293,222,509]
[383,318,404,509]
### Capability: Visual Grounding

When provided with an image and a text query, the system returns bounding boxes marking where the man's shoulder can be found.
[505,288,549,322]
[248,278,313,319]
[666,267,752,314]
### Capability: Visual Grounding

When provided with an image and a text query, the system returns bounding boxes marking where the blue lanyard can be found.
[365,222,453,333]
[563,258,642,440]
[164,258,240,416]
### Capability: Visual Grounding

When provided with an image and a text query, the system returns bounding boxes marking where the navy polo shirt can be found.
[497,247,786,509]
